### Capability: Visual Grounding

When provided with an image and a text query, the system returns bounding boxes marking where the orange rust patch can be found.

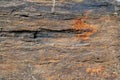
[72,11,97,41]
[77,63,83,67]
[86,66,104,76]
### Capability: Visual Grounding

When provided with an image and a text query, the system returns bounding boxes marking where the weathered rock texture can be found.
[0,0,120,80]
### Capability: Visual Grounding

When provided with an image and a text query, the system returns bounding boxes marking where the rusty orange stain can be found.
[72,11,97,41]
[77,63,83,67]
[86,66,104,76]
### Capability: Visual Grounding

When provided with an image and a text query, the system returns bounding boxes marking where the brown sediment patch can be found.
[0,63,18,73]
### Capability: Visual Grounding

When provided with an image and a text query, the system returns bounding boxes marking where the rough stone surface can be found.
[0,0,120,80]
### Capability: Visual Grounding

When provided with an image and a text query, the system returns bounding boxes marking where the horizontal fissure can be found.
[0,28,93,38]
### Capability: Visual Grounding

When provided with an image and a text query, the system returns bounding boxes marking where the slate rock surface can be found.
[0,0,120,80]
